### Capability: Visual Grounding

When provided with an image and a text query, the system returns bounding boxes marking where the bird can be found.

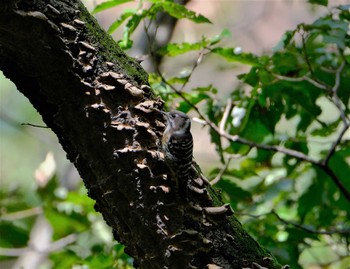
[161,110,193,194]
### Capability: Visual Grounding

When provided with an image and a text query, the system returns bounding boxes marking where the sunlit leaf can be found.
[107,9,136,33]
[212,48,261,66]
[209,28,231,45]
[150,0,211,24]
[92,0,134,14]
[158,41,207,56]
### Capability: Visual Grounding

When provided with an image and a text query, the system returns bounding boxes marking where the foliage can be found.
[1,0,350,268]
[0,154,133,268]
[112,1,349,268]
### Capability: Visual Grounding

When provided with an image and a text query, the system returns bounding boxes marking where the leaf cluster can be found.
[0,168,133,268]
[134,2,350,268]
[2,1,350,268]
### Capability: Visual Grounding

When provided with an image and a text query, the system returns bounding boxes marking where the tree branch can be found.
[159,50,350,202]
[322,61,349,166]
[0,1,283,268]
[271,73,328,91]
[236,211,350,236]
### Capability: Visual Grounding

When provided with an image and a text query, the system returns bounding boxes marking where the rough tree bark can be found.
[0,1,283,268]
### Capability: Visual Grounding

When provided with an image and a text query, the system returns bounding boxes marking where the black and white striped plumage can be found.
[162,111,193,192]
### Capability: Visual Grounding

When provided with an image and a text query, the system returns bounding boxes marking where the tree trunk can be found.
[0,1,282,268]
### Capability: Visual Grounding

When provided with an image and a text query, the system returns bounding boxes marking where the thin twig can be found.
[317,164,350,201]
[322,61,350,164]
[0,234,77,256]
[210,157,231,186]
[0,207,43,221]
[160,73,318,164]
[300,29,315,77]
[48,234,77,252]
[219,99,232,134]
[322,124,348,167]
[272,73,328,90]
[21,123,48,128]
[143,12,161,71]
[178,49,207,93]
[210,154,241,185]
[224,132,320,165]
[236,211,350,236]
[299,28,332,91]
[0,247,29,257]
[271,210,350,236]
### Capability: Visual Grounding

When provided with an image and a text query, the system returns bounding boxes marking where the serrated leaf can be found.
[92,0,134,14]
[212,48,261,66]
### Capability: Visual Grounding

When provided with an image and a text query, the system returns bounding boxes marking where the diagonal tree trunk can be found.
[0,1,283,268]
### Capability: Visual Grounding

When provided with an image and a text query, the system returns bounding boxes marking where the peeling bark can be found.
[0,1,283,268]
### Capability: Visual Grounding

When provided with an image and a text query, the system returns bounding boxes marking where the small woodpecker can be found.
[161,110,193,194]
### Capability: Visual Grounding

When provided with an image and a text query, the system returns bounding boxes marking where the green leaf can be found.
[239,67,260,86]
[216,176,252,205]
[297,178,322,220]
[212,48,261,66]
[271,51,302,75]
[107,9,136,34]
[308,0,328,6]
[50,251,81,268]
[151,0,211,24]
[177,88,211,112]
[0,222,30,247]
[92,0,134,14]
[209,28,231,46]
[84,254,114,268]
[117,12,144,49]
[158,41,207,56]
[312,16,349,32]
[167,76,189,85]
[328,149,350,194]
[273,30,296,52]
[239,111,273,143]
[159,30,230,56]
[310,120,341,136]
